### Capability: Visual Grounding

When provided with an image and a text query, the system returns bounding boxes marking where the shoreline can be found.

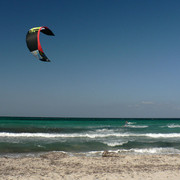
[1,152,180,180]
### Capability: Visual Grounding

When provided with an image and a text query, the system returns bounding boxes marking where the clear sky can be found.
[1,0,180,118]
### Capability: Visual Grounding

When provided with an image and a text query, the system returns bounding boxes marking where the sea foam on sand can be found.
[0,152,180,180]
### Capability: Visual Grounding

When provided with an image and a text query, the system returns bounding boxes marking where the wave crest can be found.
[1,132,180,138]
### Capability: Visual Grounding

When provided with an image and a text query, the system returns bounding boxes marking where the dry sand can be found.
[0,151,180,180]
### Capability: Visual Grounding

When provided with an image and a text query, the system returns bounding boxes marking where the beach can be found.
[1,118,180,179]
[1,152,180,180]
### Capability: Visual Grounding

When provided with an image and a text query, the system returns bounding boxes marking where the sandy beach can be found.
[0,152,180,180]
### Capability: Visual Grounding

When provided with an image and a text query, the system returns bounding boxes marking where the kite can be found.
[26,26,55,62]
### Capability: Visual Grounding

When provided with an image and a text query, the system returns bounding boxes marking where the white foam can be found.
[125,125,148,128]
[0,132,133,138]
[127,122,135,125]
[95,129,115,133]
[145,133,180,138]
[104,141,128,147]
[0,132,112,138]
[71,148,180,157]
[168,124,180,128]
[1,132,180,139]
[131,148,180,154]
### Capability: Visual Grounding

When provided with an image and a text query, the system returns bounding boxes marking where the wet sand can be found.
[0,152,180,180]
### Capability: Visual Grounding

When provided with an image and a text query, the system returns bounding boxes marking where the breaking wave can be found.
[1,132,180,138]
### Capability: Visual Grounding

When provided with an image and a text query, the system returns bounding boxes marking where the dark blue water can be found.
[1,117,180,156]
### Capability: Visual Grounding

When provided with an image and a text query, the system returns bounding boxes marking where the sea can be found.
[1,117,180,157]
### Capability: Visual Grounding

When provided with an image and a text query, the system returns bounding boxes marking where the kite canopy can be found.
[26,26,54,62]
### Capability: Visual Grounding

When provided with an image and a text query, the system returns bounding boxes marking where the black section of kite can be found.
[26,26,54,62]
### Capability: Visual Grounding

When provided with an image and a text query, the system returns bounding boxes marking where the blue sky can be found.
[1,0,180,117]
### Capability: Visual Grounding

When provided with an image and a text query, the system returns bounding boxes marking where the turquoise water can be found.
[1,117,180,156]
